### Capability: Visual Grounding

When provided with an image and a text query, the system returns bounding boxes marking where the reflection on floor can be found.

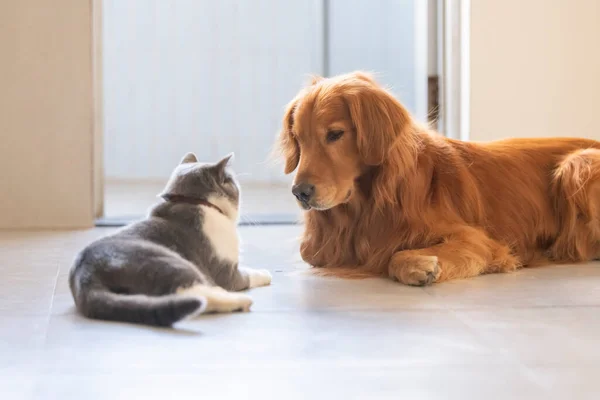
[1,225,600,399]
[104,180,301,223]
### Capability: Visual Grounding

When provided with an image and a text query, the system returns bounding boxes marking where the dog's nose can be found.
[292,183,315,203]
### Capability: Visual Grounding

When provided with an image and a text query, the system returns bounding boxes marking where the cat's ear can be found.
[180,152,198,164]
[215,153,234,171]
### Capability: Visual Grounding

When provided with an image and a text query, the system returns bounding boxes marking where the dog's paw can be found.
[389,254,441,286]
[248,269,272,288]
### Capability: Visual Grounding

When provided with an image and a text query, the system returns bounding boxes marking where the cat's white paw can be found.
[207,290,253,313]
[178,284,253,313]
[233,293,254,312]
[249,269,272,288]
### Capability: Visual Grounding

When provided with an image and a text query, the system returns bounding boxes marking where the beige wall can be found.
[470,0,600,142]
[0,0,100,229]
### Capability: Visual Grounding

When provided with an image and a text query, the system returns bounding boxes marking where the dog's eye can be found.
[326,130,344,143]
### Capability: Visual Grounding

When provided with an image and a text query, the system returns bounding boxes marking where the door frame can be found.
[93,0,105,219]
[91,0,471,221]
[437,0,470,141]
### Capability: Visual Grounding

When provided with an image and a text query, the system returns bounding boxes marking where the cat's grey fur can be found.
[69,153,271,327]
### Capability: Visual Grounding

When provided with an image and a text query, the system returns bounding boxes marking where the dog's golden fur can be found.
[277,71,600,285]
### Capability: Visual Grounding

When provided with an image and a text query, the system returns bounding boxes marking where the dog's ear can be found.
[345,76,412,166]
[308,74,324,85]
[351,71,377,84]
[278,99,300,174]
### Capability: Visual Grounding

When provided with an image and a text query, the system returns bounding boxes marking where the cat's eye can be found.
[326,130,344,143]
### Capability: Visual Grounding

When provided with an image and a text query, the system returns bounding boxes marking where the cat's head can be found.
[159,152,240,220]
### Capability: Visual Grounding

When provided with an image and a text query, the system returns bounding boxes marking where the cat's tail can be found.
[79,289,207,327]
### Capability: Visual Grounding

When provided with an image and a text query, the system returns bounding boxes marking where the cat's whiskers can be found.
[239,214,258,227]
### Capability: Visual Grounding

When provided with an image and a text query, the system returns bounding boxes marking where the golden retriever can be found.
[277,71,600,286]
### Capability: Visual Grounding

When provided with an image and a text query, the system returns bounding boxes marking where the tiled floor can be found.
[1,225,600,399]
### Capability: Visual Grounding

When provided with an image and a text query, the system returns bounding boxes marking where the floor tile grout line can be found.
[241,304,600,314]
[42,260,62,345]
[20,253,64,397]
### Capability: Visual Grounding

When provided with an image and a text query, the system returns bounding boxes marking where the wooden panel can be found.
[0,0,96,228]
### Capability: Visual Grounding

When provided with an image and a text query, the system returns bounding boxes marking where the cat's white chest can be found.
[200,206,239,264]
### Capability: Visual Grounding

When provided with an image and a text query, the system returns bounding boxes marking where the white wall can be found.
[103,0,426,183]
[328,0,424,119]
[103,0,323,183]
[470,0,600,142]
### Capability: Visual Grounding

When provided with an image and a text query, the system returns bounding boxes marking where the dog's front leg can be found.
[388,226,519,286]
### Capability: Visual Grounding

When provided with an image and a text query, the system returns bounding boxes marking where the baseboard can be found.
[95,213,301,227]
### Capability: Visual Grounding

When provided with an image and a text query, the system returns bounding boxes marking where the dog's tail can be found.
[76,288,206,327]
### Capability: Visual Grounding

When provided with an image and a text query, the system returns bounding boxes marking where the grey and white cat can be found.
[69,152,271,327]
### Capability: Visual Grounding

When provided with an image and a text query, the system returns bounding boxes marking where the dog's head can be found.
[278,72,412,210]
